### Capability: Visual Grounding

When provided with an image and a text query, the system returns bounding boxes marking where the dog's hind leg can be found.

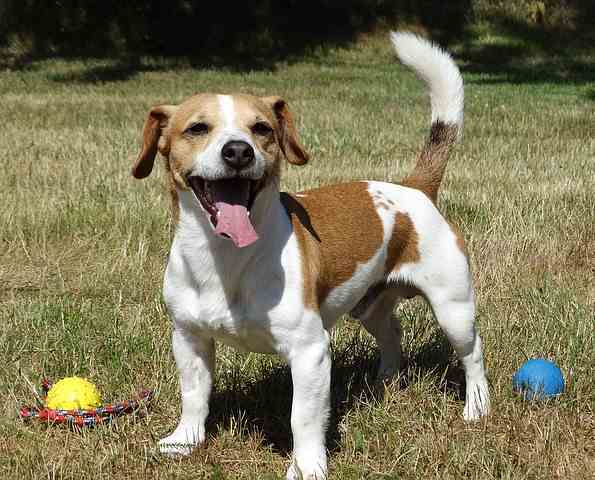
[159,327,215,455]
[354,288,403,385]
[425,286,489,420]
[409,236,490,421]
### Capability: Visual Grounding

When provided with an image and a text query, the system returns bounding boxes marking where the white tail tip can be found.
[390,31,464,129]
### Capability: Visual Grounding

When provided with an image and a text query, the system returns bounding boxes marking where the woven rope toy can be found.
[19,379,154,427]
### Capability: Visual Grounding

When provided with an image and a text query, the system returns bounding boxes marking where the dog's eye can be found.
[251,122,273,136]
[186,122,209,136]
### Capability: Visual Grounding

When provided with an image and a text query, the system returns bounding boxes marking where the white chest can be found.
[163,197,305,354]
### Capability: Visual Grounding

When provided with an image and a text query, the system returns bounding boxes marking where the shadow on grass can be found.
[48,60,158,83]
[402,334,465,401]
[43,49,307,84]
[36,16,595,96]
[207,327,460,455]
[2,1,474,79]
[459,12,595,90]
[4,2,595,94]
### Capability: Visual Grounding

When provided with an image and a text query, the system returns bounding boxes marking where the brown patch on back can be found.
[385,212,420,273]
[281,182,384,309]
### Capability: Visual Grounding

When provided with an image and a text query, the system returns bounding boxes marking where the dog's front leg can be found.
[286,333,331,480]
[159,326,215,455]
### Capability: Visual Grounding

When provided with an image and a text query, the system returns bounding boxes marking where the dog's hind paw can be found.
[463,378,490,421]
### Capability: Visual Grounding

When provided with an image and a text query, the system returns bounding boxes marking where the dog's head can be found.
[132,93,309,247]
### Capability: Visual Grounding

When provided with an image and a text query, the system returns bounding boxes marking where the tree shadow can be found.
[207,328,462,455]
[459,10,595,89]
[47,60,158,84]
[401,333,465,401]
[4,1,595,93]
[2,1,473,79]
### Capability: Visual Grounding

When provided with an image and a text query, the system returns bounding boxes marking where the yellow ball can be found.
[46,377,102,410]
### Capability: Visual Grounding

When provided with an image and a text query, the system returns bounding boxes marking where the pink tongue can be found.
[214,202,259,248]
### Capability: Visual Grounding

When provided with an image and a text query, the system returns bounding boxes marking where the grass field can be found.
[1,25,594,479]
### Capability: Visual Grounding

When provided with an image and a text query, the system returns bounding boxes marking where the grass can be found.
[1,25,594,479]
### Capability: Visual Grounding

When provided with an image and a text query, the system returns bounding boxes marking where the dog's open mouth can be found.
[187,176,260,248]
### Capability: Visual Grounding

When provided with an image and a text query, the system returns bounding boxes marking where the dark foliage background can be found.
[1,0,594,69]
[0,0,478,61]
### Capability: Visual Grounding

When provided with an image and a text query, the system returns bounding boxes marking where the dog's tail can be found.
[391,31,463,204]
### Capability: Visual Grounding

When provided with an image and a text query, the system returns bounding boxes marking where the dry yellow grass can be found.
[1,30,594,479]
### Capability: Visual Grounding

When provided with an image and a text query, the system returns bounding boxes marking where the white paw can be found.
[286,462,300,480]
[158,440,195,456]
[286,455,327,480]
[463,378,490,421]
[158,426,204,456]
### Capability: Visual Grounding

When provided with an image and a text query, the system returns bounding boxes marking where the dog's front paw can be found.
[286,453,327,480]
[158,425,205,456]
[158,440,194,456]
[286,462,300,480]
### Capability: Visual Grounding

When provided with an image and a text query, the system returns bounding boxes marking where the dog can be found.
[131,32,490,480]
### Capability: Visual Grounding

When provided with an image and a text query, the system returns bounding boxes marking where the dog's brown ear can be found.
[262,96,309,166]
[132,104,178,179]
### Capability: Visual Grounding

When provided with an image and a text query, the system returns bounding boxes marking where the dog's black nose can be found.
[221,141,255,170]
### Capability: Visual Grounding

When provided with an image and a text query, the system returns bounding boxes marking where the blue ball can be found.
[513,359,565,400]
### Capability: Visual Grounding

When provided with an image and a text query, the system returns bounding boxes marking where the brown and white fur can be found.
[132,32,489,480]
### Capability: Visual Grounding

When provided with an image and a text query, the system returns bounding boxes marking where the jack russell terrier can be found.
[131,32,490,480]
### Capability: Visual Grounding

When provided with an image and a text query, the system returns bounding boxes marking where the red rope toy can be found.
[19,379,154,427]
